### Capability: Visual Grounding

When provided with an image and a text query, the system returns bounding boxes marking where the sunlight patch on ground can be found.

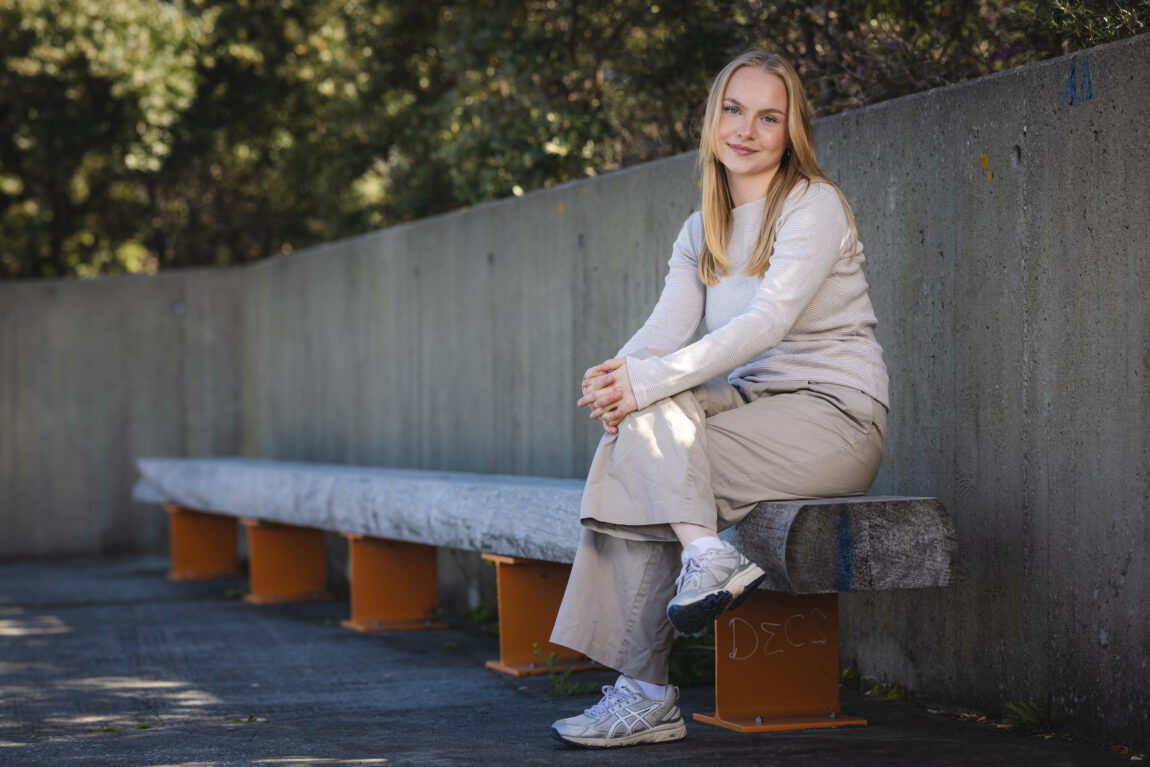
[54,676,225,709]
[65,677,197,692]
[0,684,44,700]
[151,761,390,767]
[260,760,390,765]
[0,615,71,636]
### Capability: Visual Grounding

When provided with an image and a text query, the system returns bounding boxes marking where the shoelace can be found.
[584,684,631,717]
[674,555,704,594]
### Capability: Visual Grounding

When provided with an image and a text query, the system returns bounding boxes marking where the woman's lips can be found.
[728,143,756,156]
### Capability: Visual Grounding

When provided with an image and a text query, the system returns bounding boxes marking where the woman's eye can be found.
[725,106,739,114]
[761,115,776,123]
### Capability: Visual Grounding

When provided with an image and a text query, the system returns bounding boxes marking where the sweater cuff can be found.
[625,355,662,411]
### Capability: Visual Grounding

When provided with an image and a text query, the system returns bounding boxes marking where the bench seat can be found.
[134,457,585,564]
[134,458,955,592]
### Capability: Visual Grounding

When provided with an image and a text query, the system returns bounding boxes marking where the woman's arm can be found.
[624,183,852,410]
[577,213,706,433]
[614,213,707,359]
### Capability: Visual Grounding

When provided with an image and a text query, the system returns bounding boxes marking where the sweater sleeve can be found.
[625,183,851,410]
[615,213,706,359]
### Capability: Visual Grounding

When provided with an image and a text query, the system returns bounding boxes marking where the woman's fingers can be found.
[577,373,617,408]
[578,359,629,435]
[586,396,622,422]
[578,387,614,409]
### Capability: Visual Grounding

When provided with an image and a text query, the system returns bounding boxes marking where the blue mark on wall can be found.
[1063,54,1093,107]
[837,504,853,591]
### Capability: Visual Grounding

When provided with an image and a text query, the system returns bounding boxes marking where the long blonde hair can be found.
[697,50,857,285]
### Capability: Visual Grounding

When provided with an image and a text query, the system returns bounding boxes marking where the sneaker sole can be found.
[667,566,767,636]
[550,719,688,749]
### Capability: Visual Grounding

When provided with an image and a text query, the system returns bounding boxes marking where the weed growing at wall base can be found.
[532,643,602,696]
[1003,693,1051,735]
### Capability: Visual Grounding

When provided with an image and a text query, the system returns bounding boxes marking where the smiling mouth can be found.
[728,144,756,156]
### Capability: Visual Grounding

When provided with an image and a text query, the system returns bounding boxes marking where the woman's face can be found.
[716,66,789,201]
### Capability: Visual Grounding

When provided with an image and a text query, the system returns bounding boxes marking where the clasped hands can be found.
[577,358,638,434]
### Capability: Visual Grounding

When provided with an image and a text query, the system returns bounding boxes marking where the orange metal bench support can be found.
[694,590,868,733]
[482,554,600,677]
[341,534,448,632]
[241,518,331,605]
[165,505,240,582]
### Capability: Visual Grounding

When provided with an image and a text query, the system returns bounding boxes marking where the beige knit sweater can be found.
[619,180,889,410]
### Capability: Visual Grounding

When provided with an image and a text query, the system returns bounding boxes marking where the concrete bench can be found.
[134,456,956,734]
[133,457,590,676]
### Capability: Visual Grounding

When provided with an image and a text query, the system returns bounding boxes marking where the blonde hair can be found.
[697,50,857,285]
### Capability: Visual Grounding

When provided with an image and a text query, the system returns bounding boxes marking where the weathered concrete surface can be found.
[0,556,1138,766]
[814,36,1150,752]
[134,457,585,563]
[2,35,1148,751]
[231,154,699,478]
[726,497,957,594]
[0,269,241,559]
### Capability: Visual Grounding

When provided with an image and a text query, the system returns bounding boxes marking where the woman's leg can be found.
[576,376,746,540]
[551,528,680,683]
[553,379,885,665]
[705,382,886,525]
[665,382,887,632]
[548,530,689,749]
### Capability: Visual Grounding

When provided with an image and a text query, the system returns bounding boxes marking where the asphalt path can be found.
[0,557,1136,766]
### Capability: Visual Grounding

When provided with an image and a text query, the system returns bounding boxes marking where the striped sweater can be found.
[619,180,889,410]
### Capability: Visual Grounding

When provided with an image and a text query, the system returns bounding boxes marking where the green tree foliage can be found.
[1027,0,1150,48]
[0,0,209,277]
[1,0,1145,279]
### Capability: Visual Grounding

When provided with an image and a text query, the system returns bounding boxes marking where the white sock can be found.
[684,535,726,560]
[630,677,669,701]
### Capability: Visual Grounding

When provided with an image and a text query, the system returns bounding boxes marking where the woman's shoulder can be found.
[682,208,704,234]
[780,179,849,226]
[675,209,705,256]
[784,178,843,206]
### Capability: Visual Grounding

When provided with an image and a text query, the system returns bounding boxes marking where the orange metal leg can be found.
[694,590,867,733]
[340,534,448,632]
[241,518,331,605]
[482,554,600,676]
[165,505,240,582]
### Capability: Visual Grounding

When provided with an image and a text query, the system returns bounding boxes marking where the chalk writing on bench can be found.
[727,609,830,661]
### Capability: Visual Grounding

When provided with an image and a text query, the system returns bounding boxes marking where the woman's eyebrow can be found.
[723,97,785,116]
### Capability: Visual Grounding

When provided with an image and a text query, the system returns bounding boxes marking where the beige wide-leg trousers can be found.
[550,376,887,683]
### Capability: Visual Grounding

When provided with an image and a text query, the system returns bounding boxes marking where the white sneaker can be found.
[666,545,767,635]
[550,676,687,749]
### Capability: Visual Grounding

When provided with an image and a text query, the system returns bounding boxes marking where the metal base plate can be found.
[693,711,868,733]
[484,658,602,677]
[243,591,332,605]
[166,569,241,582]
[341,618,449,632]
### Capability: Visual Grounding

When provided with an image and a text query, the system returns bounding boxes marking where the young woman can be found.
[548,50,890,749]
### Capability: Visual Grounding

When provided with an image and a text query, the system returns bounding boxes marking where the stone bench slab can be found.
[134,457,586,563]
[725,496,957,594]
[135,458,956,592]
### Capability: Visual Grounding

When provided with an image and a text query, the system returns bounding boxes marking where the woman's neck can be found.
[727,172,774,207]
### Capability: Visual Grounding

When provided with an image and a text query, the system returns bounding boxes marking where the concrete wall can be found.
[1,34,1147,749]
[0,269,241,557]
[234,155,698,475]
[819,36,1149,750]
